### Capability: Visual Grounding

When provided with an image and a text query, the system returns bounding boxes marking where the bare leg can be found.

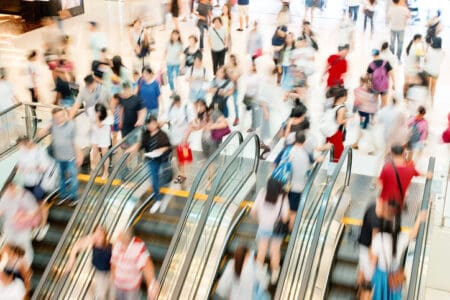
[90,146,100,172]
[40,203,49,227]
[256,238,270,266]
[101,147,109,178]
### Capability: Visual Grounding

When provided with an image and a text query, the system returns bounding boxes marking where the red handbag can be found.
[176,144,193,164]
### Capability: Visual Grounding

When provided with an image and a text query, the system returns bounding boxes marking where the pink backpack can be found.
[369,61,389,92]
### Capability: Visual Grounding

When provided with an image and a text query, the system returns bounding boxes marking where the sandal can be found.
[173,175,187,184]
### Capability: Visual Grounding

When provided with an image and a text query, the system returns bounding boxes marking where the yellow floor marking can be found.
[341,217,411,231]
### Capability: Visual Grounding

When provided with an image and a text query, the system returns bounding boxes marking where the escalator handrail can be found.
[406,157,435,300]
[126,194,156,229]
[0,103,21,117]
[32,127,143,298]
[157,131,243,283]
[171,133,259,298]
[274,150,329,299]
[298,147,353,300]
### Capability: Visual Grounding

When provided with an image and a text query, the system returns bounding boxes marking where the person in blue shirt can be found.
[136,66,162,118]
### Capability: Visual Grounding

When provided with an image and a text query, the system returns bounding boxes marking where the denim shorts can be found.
[256,228,284,241]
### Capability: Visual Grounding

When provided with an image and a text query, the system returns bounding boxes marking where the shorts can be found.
[358,111,373,130]
[408,140,425,151]
[238,5,249,16]
[24,185,46,202]
[358,245,375,281]
[370,89,387,96]
[288,191,302,212]
[256,228,284,241]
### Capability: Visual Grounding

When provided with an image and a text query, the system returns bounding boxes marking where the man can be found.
[378,144,432,209]
[41,108,82,204]
[387,0,410,61]
[376,97,408,155]
[70,74,111,119]
[347,0,360,22]
[237,0,250,31]
[324,44,349,89]
[367,49,395,107]
[88,21,108,61]
[111,229,156,300]
[118,82,146,139]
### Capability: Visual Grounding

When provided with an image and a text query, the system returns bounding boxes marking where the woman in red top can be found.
[326,87,348,163]
[324,45,349,88]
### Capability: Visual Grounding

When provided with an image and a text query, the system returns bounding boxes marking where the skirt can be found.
[371,267,402,300]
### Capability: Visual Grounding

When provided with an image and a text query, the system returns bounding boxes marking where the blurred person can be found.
[209,66,234,118]
[54,61,77,108]
[337,11,355,50]
[376,98,408,155]
[406,106,428,162]
[363,0,377,34]
[237,0,250,31]
[216,245,270,300]
[379,42,396,70]
[0,181,39,267]
[225,54,242,126]
[182,35,202,73]
[284,105,307,143]
[425,9,442,45]
[271,25,288,82]
[243,61,261,133]
[405,72,428,115]
[0,67,19,112]
[279,32,295,92]
[208,17,228,74]
[110,55,133,95]
[367,49,394,107]
[300,21,318,51]
[110,94,121,147]
[246,21,263,59]
[324,87,348,163]
[70,74,111,119]
[221,3,232,50]
[250,178,289,284]
[88,21,108,61]
[348,0,360,22]
[129,19,152,69]
[403,34,425,96]
[0,244,31,292]
[111,229,156,300]
[170,0,181,30]
[194,0,212,51]
[324,45,349,89]
[65,226,112,300]
[118,82,146,140]
[304,0,321,23]
[387,0,410,61]
[26,50,40,104]
[126,116,172,213]
[163,30,183,92]
[186,55,209,103]
[0,268,26,299]
[423,37,443,101]
[136,66,162,118]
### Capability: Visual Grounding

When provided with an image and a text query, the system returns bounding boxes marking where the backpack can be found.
[408,119,423,145]
[271,146,293,187]
[212,80,230,115]
[319,105,345,138]
[369,61,389,92]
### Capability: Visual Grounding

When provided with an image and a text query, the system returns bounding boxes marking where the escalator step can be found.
[145,242,169,264]
[135,219,177,239]
[32,252,52,271]
[330,261,358,289]
[336,238,359,264]
[327,285,357,300]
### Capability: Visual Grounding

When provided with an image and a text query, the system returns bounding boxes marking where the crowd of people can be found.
[0,0,449,299]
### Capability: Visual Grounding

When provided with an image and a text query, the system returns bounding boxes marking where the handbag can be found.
[391,160,404,205]
[211,126,231,141]
[176,144,193,164]
[273,196,289,237]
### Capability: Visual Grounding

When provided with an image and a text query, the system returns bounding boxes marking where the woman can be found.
[129,19,152,68]
[243,61,261,133]
[221,3,232,50]
[251,178,289,285]
[54,60,76,108]
[380,42,396,70]
[301,21,319,51]
[325,87,348,163]
[284,105,308,145]
[209,17,228,74]
[26,50,40,104]
[371,207,426,300]
[225,54,241,126]
[65,226,113,300]
[406,106,428,162]
[126,116,172,212]
[304,0,321,23]
[423,37,443,101]
[137,66,162,118]
[0,244,30,293]
[216,246,270,300]
[404,34,426,96]
[363,0,376,34]
[164,30,183,92]
[187,55,208,103]
[182,35,202,72]
[280,33,295,92]
[110,55,132,95]
[88,103,113,179]
[247,21,263,59]
[170,0,181,30]
[210,66,234,118]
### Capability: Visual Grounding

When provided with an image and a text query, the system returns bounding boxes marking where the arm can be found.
[64,234,94,272]
[125,142,141,154]
[135,108,146,127]
[143,258,157,297]
[336,107,347,125]
[209,116,228,130]
[69,100,81,120]
[409,211,427,240]
[284,120,292,138]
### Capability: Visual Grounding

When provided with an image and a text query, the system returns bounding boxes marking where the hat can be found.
[371,49,380,56]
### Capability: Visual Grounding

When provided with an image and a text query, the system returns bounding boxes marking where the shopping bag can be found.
[176,144,193,164]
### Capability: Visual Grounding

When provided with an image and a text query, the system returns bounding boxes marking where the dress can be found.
[88,106,113,148]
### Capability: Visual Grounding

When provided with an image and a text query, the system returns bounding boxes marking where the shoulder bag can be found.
[273,196,289,237]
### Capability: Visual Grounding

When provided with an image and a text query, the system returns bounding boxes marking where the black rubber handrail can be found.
[32,127,143,299]
[274,150,329,299]
[171,134,259,298]
[0,103,21,117]
[298,147,352,300]
[406,157,435,300]
[156,131,243,285]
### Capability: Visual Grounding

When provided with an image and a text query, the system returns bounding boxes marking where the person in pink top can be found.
[406,106,428,162]
[442,113,450,143]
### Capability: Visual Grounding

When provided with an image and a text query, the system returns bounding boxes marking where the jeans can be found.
[167,64,180,91]
[211,49,226,74]
[58,159,79,200]
[349,5,359,22]
[390,30,405,60]
[147,159,162,201]
[61,98,75,108]
[146,108,159,120]
[364,10,374,32]
[232,88,239,120]
[198,23,208,50]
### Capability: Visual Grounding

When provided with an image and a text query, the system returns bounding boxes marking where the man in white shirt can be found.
[387,0,410,61]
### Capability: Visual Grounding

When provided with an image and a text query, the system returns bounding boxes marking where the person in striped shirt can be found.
[111,229,156,300]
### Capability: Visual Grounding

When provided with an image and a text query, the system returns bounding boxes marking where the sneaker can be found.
[159,197,170,213]
[56,197,68,206]
[149,201,161,214]
[233,118,239,126]
[68,200,79,207]
[35,224,50,241]
[271,268,280,285]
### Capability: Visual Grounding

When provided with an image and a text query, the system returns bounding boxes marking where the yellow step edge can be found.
[341,217,411,232]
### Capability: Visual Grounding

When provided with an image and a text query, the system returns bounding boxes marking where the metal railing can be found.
[297,147,353,300]
[156,131,243,288]
[406,157,435,300]
[32,127,143,299]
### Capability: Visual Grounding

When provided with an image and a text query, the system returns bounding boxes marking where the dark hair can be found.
[290,105,306,118]
[88,21,98,28]
[298,118,310,131]
[417,105,426,115]
[233,246,249,278]
[84,74,95,85]
[28,50,37,60]
[212,16,223,25]
[333,87,348,104]
[189,34,198,43]
[393,0,400,4]
[295,131,306,144]
[122,82,131,89]
[111,55,124,77]
[52,107,64,115]
[282,32,295,51]
[416,72,428,86]
[391,144,405,155]
[406,34,422,56]
[229,54,238,67]
[0,67,6,79]
[369,0,376,5]
[381,41,389,51]
[264,177,284,204]
[170,94,181,111]
[146,114,158,124]
[142,65,153,75]
[170,30,182,45]
[16,136,31,144]
[95,103,107,122]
